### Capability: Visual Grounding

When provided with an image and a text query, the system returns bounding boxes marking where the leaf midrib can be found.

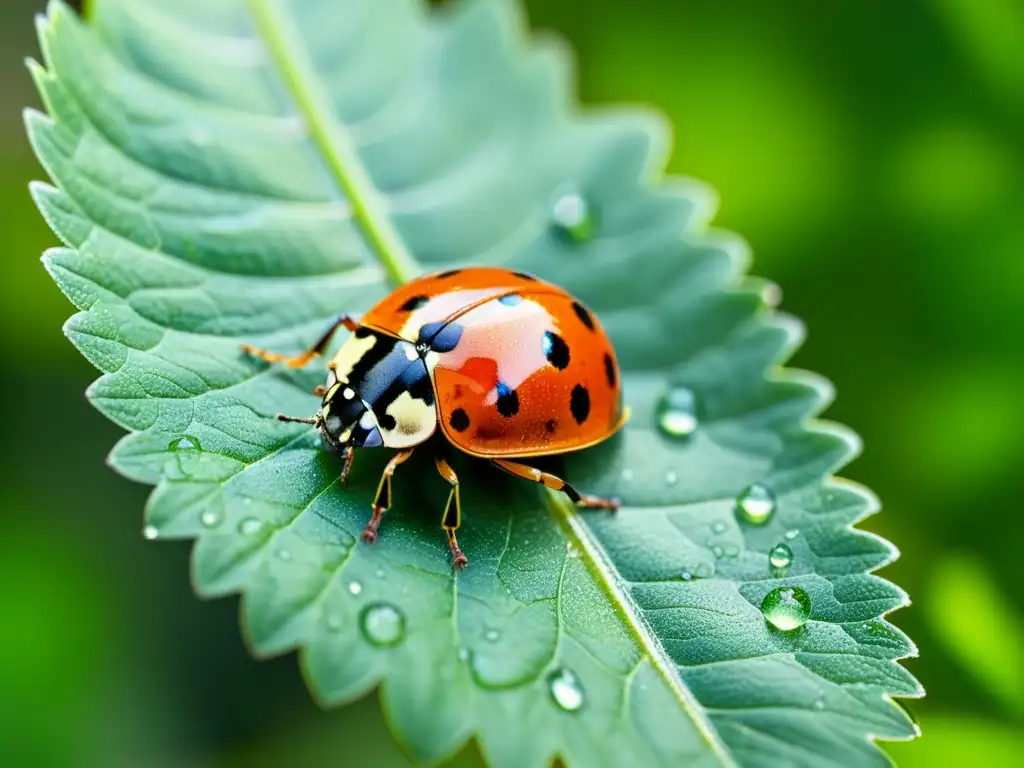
[247,1,732,763]
[248,0,418,287]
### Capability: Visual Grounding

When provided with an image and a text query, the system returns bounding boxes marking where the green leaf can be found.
[27,0,921,765]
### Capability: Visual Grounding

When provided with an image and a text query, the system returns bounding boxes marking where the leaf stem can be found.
[248,0,420,287]
[546,491,736,767]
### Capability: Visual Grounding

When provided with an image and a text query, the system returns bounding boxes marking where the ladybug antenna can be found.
[276,413,318,425]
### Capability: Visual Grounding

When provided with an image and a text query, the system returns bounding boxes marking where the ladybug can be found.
[242,267,626,568]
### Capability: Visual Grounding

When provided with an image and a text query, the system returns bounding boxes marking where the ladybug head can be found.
[276,372,384,451]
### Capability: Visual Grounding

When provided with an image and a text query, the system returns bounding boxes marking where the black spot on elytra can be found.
[572,301,595,331]
[354,326,373,338]
[496,382,520,418]
[512,271,537,281]
[604,353,616,388]
[498,293,523,306]
[542,331,570,370]
[449,408,470,432]
[436,269,462,279]
[378,413,397,431]
[399,295,430,311]
[545,419,557,433]
[570,384,590,424]
[418,321,463,352]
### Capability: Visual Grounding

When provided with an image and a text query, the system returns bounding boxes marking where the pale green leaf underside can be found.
[27,0,921,766]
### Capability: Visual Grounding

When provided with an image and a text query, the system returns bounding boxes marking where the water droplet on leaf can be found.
[550,190,594,242]
[325,614,342,632]
[360,603,406,647]
[735,483,776,525]
[665,469,678,486]
[712,521,726,534]
[681,571,693,581]
[769,543,793,571]
[200,509,221,528]
[547,667,585,712]
[348,581,363,596]
[142,525,159,540]
[276,548,292,561]
[761,586,812,631]
[813,698,825,710]
[458,647,469,661]
[621,468,634,482]
[484,629,500,643]
[656,387,699,438]
[784,528,799,541]
[238,518,263,535]
[168,436,201,452]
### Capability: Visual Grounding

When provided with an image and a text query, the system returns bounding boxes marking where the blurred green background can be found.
[1,0,1022,765]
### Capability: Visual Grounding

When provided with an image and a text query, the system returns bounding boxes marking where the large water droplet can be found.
[200,509,221,528]
[769,543,793,571]
[360,603,406,647]
[735,483,776,525]
[142,525,159,540]
[547,667,585,712]
[656,387,699,438]
[550,190,594,243]
[761,586,812,631]
[348,581,363,596]
[238,518,263,535]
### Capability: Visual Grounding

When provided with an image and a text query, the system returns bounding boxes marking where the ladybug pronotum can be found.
[242,267,627,568]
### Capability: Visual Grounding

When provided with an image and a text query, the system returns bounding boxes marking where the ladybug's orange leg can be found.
[491,458,620,513]
[361,448,415,544]
[241,312,360,369]
[434,454,467,569]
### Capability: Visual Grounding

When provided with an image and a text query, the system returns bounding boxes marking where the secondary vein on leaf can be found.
[247,0,419,287]
[546,491,736,767]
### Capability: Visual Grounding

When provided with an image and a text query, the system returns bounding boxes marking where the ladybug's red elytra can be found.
[242,267,627,568]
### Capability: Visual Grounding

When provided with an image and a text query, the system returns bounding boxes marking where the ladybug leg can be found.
[241,313,361,369]
[434,453,467,569]
[361,448,414,544]
[491,458,621,513]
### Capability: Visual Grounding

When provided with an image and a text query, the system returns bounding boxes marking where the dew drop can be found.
[735,483,776,525]
[711,521,726,534]
[769,543,793,571]
[712,545,724,558]
[325,613,343,632]
[200,509,221,528]
[168,436,201,452]
[784,528,800,541]
[142,525,159,540]
[546,667,585,712]
[695,562,715,579]
[276,548,292,561]
[238,518,263,535]
[484,628,500,643]
[375,568,385,579]
[550,189,594,243]
[348,581,363,596]
[723,544,740,558]
[656,387,699,439]
[813,698,825,710]
[681,570,693,581]
[761,586,812,631]
[621,468,634,482]
[761,283,783,308]
[360,603,406,647]
[458,647,469,662]
[665,469,679,486]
